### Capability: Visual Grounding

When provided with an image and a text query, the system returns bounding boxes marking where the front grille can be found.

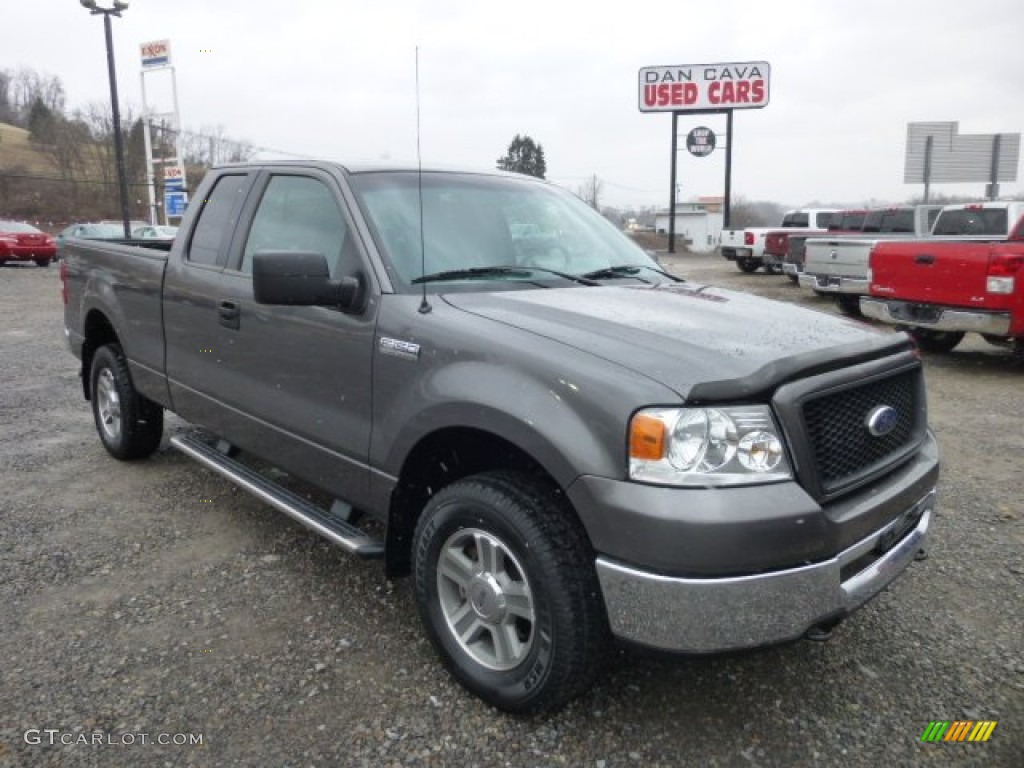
[800,369,921,496]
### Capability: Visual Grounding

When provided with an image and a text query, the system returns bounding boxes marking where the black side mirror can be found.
[252,251,363,312]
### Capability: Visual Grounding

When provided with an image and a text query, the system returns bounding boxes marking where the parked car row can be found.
[727,201,1024,360]
[0,220,179,266]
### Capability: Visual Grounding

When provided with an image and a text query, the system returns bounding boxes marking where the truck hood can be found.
[443,282,905,400]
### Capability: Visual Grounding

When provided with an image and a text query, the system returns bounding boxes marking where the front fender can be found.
[375,359,628,488]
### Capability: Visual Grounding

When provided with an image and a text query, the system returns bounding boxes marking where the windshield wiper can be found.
[412,265,599,286]
[580,264,683,283]
[412,267,531,284]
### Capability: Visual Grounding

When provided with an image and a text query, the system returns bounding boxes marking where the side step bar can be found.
[170,434,384,559]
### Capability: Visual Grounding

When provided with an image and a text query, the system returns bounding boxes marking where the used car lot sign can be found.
[639,62,770,112]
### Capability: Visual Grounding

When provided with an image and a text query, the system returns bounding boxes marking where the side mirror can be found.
[252,251,363,312]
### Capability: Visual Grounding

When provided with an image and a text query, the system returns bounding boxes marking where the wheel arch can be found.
[81,308,121,400]
[384,425,585,579]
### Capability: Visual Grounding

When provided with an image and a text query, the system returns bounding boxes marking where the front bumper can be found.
[860,299,1012,336]
[596,490,934,652]
[782,262,802,276]
[798,273,869,294]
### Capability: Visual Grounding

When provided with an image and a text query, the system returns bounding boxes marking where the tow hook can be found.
[805,619,842,643]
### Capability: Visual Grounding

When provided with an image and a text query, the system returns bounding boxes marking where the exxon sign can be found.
[638,62,770,113]
[140,40,171,69]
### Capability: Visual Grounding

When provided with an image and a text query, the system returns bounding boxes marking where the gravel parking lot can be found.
[1,253,1021,767]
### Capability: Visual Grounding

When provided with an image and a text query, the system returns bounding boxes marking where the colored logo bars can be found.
[921,721,997,742]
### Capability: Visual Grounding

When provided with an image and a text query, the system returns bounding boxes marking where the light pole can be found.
[80,0,133,238]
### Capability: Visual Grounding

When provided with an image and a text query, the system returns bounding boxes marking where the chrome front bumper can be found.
[798,273,869,294]
[595,490,934,653]
[860,299,1012,335]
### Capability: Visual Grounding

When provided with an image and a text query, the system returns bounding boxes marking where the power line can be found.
[0,171,153,189]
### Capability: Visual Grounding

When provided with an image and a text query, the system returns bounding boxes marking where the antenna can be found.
[416,46,431,314]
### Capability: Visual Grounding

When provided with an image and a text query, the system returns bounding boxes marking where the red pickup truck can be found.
[861,215,1024,358]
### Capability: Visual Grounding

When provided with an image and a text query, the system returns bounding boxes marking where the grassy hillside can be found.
[0,121,54,174]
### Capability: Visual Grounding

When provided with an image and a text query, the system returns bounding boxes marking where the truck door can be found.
[163,171,256,429]
[211,170,378,509]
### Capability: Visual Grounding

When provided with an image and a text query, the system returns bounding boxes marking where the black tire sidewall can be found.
[837,295,862,317]
[909,329,964,354]
[414,487,561,712]
[89,344,161,460]
[91,346,129,458]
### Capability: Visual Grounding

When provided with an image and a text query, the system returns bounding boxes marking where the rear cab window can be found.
[186,174,251,267]
[932,208,1009,236]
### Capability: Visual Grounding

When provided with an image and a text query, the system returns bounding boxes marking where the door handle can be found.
[914,254,935,265]
[218,300,240,330]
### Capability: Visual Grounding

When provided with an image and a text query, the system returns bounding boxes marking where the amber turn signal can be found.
[629,413,666,460]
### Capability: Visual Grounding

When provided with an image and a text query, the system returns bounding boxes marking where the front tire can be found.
[908,328,964,354]
[413,471,609,714]
[35,258,51,267]
[90,343,163,460]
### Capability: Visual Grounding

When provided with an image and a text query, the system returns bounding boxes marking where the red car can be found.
[0,220,57,267]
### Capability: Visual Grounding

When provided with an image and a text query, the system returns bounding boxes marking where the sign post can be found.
[638,61,770,252]
[140,39,186,224]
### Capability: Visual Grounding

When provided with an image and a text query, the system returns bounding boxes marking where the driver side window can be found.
[241,175,351,277]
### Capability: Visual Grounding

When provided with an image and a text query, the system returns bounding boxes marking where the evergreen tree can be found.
[497,134,547,179]
[27,98,55,144]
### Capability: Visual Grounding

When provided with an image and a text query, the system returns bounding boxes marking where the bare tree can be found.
[577,174,603,210]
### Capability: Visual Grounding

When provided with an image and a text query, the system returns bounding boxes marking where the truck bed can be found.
[869,239,1022,311]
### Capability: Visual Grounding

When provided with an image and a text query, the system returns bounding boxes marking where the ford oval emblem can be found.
[866,405,899,437]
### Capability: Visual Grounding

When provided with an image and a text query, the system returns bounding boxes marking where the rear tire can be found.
[908,329,964,354]
[35,258,51,267]
[413,471,609,714]
[786,273,799,285]
[737,258,760,273]
[90,343,163,460]
[836,294,862,317]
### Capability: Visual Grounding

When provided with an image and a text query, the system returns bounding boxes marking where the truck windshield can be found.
[348,171,657,290]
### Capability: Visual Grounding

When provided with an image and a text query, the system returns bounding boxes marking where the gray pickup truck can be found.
[63,161,939,713]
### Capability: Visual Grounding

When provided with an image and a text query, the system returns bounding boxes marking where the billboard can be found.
[905,122,1020,183]
[140,40,171,69]
[638,62,770,112]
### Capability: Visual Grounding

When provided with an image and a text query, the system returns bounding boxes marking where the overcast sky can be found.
[7,0,1023,209]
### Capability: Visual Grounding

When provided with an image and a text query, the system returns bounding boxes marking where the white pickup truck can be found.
[799,204,951,315]
[721,208,837,273]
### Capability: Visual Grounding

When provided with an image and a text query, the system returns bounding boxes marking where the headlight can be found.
[629,405,792,486]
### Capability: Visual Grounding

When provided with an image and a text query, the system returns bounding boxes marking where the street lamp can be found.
[80,0,133,239]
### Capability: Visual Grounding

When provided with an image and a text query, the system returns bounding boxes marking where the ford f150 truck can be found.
[800,204,980,316]
[720,208,838,274]
[63,161,938,713]
[861,215,1024,357]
